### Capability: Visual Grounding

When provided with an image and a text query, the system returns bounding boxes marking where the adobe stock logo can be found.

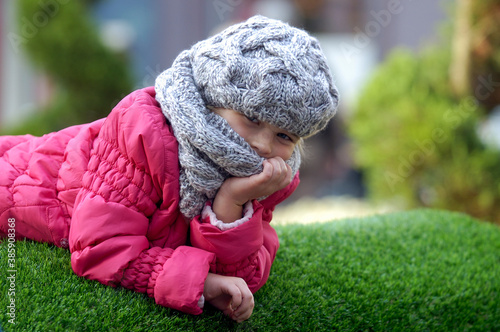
[212,0,244,22]
[7,0,71,54]
[384,74,500,192]
[341,0,411,63]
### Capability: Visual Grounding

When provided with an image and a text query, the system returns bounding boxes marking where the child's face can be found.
[213,108,299,161]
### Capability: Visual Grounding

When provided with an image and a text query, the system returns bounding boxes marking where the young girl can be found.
[0,15,338,322]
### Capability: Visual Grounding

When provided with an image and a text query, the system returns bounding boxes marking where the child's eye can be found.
[245,116,260,124]
[277,133,292,141]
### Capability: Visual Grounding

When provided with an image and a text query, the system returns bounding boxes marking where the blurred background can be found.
[1,0,500,224]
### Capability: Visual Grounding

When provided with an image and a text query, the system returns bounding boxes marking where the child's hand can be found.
[234,157,293,203]
[204,273,254,323]
[213,157,293,223]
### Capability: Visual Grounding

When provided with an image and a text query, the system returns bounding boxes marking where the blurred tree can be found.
[469,0,500,111]
[293,0,324,31]
[449,0,471,98]
[7,0,132,135]
[348,1,500,224]
[451,0,500,111]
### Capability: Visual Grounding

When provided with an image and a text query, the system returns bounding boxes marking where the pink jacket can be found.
[0,87,299,315]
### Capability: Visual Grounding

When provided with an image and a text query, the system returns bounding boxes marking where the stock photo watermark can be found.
[139,65,164,90]
[6,218,17,325]
[213,0,244,21]
[384,74,500,191]
[340,0,412,63]
[8,0,70,53]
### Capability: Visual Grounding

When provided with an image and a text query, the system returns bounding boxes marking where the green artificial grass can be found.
[1,209,499,331]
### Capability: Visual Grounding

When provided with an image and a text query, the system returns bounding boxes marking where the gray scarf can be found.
[154,15,339,219]
[155,50,300,219]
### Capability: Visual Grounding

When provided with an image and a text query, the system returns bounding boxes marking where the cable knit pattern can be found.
[155,15,338,220]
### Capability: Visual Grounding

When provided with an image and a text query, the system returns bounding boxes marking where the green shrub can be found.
[4,0,132,136]
[348,48,500,223]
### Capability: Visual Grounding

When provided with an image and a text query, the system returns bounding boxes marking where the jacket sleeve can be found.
[69,88,214,315]
[189,173,300,293]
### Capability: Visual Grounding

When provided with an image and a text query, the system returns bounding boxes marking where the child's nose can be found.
[250,131,273,157]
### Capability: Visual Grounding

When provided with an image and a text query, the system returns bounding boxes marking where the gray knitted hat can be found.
[192,15,339,138]
[155,15,339,219]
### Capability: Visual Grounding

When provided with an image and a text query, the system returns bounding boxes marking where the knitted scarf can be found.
[155,50,301,220]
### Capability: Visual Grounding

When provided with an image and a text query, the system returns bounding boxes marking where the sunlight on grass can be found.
[272,195,397,225]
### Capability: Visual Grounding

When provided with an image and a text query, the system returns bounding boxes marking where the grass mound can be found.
[1,209,499,331]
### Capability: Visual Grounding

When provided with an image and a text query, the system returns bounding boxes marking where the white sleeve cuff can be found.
[201,201,254,231]
[198,294,205,308]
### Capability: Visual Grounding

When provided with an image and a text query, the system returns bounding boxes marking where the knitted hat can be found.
[155,15,338,219]
[190,15,339,138]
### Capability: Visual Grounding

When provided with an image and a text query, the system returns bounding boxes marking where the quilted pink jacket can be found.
[0,87,299,315]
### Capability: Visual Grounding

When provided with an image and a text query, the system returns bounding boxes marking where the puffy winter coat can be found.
[0,87,299,315]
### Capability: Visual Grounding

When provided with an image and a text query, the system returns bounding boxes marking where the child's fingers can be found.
[231,280,254,322]
[232,293,254,322]
[261,159,273,178]
[224,283,243,311]
[266,157,292,185]
[245,157,292,200]
[284,162,292,180]
[263,157,286,179]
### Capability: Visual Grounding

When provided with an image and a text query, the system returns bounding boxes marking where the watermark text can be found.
[6,218,17,325]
